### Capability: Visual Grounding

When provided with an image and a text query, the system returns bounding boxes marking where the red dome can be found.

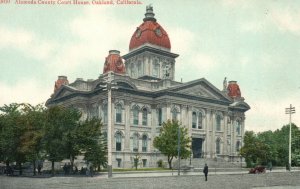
[227,81,241,98]
[129,21,171,50]
[103,50,126,74]
[129,6,171,51]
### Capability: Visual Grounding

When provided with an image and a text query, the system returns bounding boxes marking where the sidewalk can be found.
[96,168,297,179]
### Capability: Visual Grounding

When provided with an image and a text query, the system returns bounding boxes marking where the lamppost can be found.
[285,104,296,171]
[102,72,117,178]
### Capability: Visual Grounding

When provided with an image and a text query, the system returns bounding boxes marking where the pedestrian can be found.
[63,163,67,175]
[268,162,272,172]
[90,165,94,177]
[37,164,42,175]
[203,163,208,181]
[74,166,78,174]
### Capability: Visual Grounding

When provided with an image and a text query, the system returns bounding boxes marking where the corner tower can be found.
[123,5,179,80]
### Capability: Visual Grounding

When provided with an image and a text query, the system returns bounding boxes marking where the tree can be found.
[153,120,191,169]
[18,104,46,176]
[240,131,270,167]
[241,124,300,167]
[42,106,80,176]
[0,103,27,175]
[78,118,107,171]
[257,131,276,165]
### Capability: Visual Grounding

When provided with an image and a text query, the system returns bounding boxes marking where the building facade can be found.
[46,6,250,168]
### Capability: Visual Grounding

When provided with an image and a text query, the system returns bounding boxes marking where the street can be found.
[1,171,300,189]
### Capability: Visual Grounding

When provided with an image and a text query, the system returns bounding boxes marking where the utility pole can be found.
[285,104,296,171]
[178,126,180,176]
[102,72,116,178]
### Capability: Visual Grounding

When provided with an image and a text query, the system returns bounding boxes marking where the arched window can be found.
[157,108,162,126]
[142,135,148,152]
[131,63,136,77]
[172,108,178,121]
[103,104,108,123]
[133,107,139,125]
[153,59,159,77]
[216,115,221,131]
[236,120,241,135]
[192,112,197,129]
[142,108,148,126]
[138,60,143,77]
[216,138,221,155]
[115,104,122,123]
[236,141,240,152]
[116,132,122,151]
[133,133,139,152]
[198,112,203,129]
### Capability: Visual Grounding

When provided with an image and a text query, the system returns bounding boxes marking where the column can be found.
[150,105,157,153]
[205,110,211,158]
[166,102,171,120]
[223,113,228,155]
[124,101,131,151]
[211,111,216,158]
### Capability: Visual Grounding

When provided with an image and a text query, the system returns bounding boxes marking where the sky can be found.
[0,0,299,133]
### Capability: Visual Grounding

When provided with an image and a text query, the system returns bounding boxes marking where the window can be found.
[133,107,139,125]
[133,133,139,152]
[142,135,148,152]
[138,60,143,77]
[192,112,197,128]
[153,59,159,77]
[131,63,136,77]
[103,104,108,123]
[216,115,221,131]
[236,120,241,135]
[103,132,107,143]
[142,108,148,126]
[116,132,122,151]
[172,109,178,121]
[216,138,221,155]
[236,141,240,152]
[158,108,162,126]
[198,113,203,129]
[142,159,147,167]
[116,158,122,168]
[115,104,122,123]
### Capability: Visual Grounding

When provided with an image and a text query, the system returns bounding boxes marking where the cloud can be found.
[168,27,195,54]
[0,80,52,107]
[240,21,265,33]
[0,27,57,61]
[246,94,300,132]
[270,8,300,35]
[47,7,135,77]
[168,26,218,79]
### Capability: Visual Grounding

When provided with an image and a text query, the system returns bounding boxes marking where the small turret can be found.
[54,76,69,93]
[103,50,126,74]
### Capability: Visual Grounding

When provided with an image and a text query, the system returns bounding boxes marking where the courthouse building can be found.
[46,6,250,168]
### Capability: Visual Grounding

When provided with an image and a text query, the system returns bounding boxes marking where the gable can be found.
[51,86,77,100]
[174,85,218,99]
[229,101,250,112]
[168,78,231,102]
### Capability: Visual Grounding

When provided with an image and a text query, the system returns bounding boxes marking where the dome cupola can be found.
[227,81,241,98]
[129,5,171,51]
[103,50,126,74]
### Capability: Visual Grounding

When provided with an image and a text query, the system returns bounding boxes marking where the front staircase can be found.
[173,158,245,171]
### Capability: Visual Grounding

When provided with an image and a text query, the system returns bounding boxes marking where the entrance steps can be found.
[173,158,244,169]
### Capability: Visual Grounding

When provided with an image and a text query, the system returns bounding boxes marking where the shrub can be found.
[157,159,164,168]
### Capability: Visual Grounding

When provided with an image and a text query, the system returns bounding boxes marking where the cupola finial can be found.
[143,4,156,22]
